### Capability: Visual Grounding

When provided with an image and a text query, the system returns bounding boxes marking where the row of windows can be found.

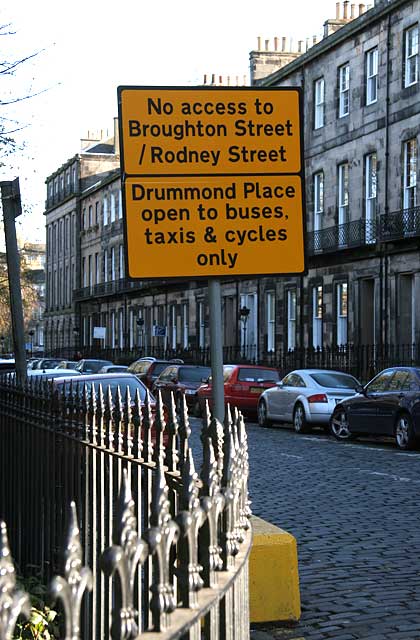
[314,23,419,128]
[47,165,78,200]
[47,215,76,259]
[82,245,125,288]
[82,190,123,230]
[311,138,418,234]
[74,304,191,350]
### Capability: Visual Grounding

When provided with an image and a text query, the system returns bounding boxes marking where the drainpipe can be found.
[383,12,391,348]
[299,63,306,364]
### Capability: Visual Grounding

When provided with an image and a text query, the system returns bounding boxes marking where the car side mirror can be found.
[355,384,365,394]
[276,381,284,388]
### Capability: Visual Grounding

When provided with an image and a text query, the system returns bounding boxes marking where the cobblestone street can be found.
[191,419,420,640]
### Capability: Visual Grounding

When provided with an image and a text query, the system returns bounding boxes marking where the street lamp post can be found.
[239,305,250,360]
[136,317,144,351]
[28,330,35,358]
[73,326,80,358]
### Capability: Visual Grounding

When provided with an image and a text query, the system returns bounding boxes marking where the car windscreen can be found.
[127,360,152,374]
[153,363,173,377]
[237,368,280,382]
[309,372,359,389]
[178,367,211,382]
[86,361,112,372]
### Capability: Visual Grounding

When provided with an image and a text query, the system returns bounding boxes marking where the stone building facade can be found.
[256,0,420,352]
[44,0,419,366]
[44,124,120,352]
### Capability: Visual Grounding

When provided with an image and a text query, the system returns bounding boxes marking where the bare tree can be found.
[0,22,44,165]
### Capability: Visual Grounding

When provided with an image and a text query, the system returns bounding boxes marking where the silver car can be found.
[257,369,360,433]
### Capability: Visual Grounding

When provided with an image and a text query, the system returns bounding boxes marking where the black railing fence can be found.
[50,343,420,384]
[0,376,251,639]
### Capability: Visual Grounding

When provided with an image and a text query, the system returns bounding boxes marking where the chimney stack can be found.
[359,3,365,14]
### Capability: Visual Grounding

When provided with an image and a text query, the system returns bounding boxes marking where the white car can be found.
[257,369,360,433]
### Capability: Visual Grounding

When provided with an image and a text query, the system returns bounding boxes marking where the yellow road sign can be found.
[118,86,306,279]
[124,174,304,278]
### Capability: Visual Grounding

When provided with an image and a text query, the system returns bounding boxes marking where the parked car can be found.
[0,358,15,373]
[152,364,211,413]
[258,369,360,432]
[74,359,113,373]
[28,368,82,379]
[55,360,78,370]
[7,369,82,381]
[97,364,128,374]
[127,357,184,390]
[196,364,280,417]
[330,366,420,450]
[53,372,167,444]
[33,357,64,370]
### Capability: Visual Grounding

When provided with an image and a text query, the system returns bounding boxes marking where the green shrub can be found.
[14,573,60,640]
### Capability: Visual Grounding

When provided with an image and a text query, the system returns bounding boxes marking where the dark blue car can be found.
[330,366,420,450]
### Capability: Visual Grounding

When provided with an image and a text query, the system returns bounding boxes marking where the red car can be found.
[196,364,280,417]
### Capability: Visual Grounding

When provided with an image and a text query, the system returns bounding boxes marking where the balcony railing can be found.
[379,206,420,241]
[308,207,420,255]
[73,278,147,300]
[307,219,376,255]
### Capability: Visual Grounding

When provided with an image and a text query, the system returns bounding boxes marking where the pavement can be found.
[190,419,420,640]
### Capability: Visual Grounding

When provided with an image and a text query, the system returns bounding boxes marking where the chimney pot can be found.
[350,3,355,17]
[274,36,278,51]
[343,0,349,19]
[211,73,215,85]
[257,36,261,50]
[306,37,310,51]
[298,40,303,53]
[359,3,365,14]
[282,36,286,51]
[265,39,269,51]
[336,1,340,18]
[313,35,317,45]
[203,74,207,84]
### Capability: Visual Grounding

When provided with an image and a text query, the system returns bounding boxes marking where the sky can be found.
[1,0,337,243]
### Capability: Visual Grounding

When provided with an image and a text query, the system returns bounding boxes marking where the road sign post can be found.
[118,86,305,421]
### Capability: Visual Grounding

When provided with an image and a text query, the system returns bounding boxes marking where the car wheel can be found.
[330,409,352,440]
[293,403,309,433]
[192,400,202,418]
[395,413,416,450]
[257,400,272,427]
[175,394,183,416]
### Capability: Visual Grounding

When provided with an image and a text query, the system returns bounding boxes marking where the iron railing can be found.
[48,342,420,384]
[0,376,251,639]
[379,206,420,241]
[307,207,420,255]
[307,219,377,254]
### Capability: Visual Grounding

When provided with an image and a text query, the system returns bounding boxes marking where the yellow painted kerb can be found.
[249,516,301,623]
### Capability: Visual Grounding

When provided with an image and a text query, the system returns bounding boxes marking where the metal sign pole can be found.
[208,278,224,423]
[0,178,27,385]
